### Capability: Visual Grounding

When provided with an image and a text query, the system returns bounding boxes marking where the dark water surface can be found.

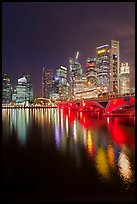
[2,108,135,202]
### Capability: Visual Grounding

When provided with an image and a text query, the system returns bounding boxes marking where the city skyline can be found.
[2,2,135,98]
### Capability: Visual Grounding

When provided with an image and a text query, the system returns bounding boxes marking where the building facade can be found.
[42,68,53,99]
[110,40,120,94]
[119,62,130,94]
[56,66,68,100]
[69,53,82,98]
[86,56,97,88]
[16,74,33,104]
[22,73,33,101]
[2,73,12,104]
[96,44,110,93]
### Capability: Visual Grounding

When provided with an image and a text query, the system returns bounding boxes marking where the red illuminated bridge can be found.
[58,96,135,116]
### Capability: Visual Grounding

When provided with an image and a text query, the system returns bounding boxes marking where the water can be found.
[2,108,135,202]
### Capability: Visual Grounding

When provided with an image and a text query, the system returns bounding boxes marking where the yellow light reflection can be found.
[96,147,110,181]
[87,130,93,156]
[107,144,115,168]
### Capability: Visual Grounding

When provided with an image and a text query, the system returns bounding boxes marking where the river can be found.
[2,108,135,202]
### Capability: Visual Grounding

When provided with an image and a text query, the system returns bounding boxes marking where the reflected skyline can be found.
[2,108,135,201]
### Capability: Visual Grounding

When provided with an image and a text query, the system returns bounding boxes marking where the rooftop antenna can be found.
[75,51,79,60]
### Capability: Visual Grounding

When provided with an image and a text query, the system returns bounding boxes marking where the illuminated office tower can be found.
[86,56,97,88]
[56,65,68,100]
[119,62,130,94]
[16,76,27,103]
[96,44,110,92]
[12,87,17,102]
[69,52,82,98]
[50,76,59,100]
[22,73,33,101]
[16,73,33,104]
[69,52,82,82]
[42,68,53,99]
[110,40,120,93]
[2,73,12,104]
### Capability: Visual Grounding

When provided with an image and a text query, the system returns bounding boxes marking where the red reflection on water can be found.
[79,112,105,129]
[68,110,77,124]
[107,117,135,151]
[80,115,94,128]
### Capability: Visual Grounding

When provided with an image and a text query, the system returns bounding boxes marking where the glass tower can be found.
[42,68,53,99]
[2,73,12,104]
[86,56,97,88]
[16,73,33,104]
[96,44,110,92]
[56,65,68,100]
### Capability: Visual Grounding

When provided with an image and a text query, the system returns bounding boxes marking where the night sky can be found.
[2,2,135,98]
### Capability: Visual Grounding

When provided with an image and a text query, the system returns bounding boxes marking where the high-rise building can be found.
[69,52,82,98]
[56,65,68,100]
[110,40,120,94]
[50,76,59,100]
[86,56,97,88]
[12,87,17,102]
[2,73,12,104]
[119,62,130,94]
[96,44,110,92]
[42,68,53,99]
[16,76,27,103]
[22,73,33,101]
[16,73,33,104]
[69,53,82,82]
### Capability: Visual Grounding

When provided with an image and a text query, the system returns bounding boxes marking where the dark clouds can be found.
[2,2,135,97]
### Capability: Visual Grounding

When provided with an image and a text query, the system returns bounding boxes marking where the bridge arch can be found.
[33,98,52,105]
[105,97,135,114]
[79,100,105,111]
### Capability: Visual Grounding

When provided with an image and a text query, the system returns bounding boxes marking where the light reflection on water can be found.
[2,108,135,192]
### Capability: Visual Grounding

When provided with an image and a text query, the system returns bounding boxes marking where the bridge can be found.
[2,96,135,116]
[58,96,135,116]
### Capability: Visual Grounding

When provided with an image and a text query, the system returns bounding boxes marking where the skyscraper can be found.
[119,62,130,94]
[42,68,53,99]
[56,65,68,100]
[16,76,27,103]
[96,44,110,92]
[2,73,12,104]
[110,40,120,93]
[86,56,97,88]
[16,73,33,104]
[22,73,33,101]
[69,53,82,82]
[69,52,82,98]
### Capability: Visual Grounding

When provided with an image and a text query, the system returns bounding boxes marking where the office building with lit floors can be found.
[96,44,110,93]
[22,73,33,102]
[69,53,82,81]
[110,40,120,94]
[69,52,82,98]
[2,73,12,104]
[119,62,130,94]
[86,56,97,88]
[42,67,53,99]
[56,65,68,100]
[16,73,33,104]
